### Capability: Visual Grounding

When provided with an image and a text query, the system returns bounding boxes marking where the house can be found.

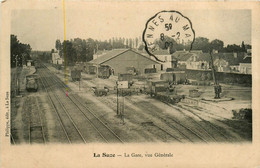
[52,52,63,65]
[173,51,249,73]
[26,60,33,67]
[173,51,211,70]
[151,49,173,71]
[239,56,251,74]
[89,49,161,75]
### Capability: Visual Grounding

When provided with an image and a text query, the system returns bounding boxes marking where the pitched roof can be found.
[89,49,160,64]
[172,51,248,66]
[94,50,107,55]
[90,49,128,64]
[153,50,170,55]
[212,53,245,65]
[241,56,251,63]
[196,53,211,62]
[172,51,194,61]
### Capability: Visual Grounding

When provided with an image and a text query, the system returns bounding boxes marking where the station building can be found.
[89,49,161,75]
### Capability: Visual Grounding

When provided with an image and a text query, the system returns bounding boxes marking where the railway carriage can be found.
[26,74,38,92]
[98,65,111,79]
[71,70,81,81]
[146,80,185,104]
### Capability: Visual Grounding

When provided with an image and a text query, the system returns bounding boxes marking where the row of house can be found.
[172,49,252,74]
[55,47,252,75]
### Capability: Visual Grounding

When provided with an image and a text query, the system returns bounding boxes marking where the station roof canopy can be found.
[89,49,161,65]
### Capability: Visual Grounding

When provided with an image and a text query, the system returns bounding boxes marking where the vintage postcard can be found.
[1,0,260,167]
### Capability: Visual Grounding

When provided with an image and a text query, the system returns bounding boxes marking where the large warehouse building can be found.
[90,49,161,75]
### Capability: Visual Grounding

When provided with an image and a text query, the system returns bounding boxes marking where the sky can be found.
[11,6,251,51]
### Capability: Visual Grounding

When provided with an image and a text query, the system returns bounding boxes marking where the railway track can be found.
[28,97,46,144]
[40,63,231,143]
[124,96,208,143]
[176,103,235,142]
[38,70,85,143]
[47,64,209,143]
[39,64,124,143]
[165,102,233,142]
[94,95,203,143]
[10,133,16,145]
[90,95,184,142]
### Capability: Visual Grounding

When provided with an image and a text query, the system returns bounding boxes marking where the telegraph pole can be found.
[210,50,217,85]
[15,55,19,96]
[116,81,119,116]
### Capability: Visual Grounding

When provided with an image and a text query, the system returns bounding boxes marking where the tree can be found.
[126,38,129,48]
[224,44,242,52]
[210,39,224,52]
[61,40,76,65]
[11,34,32,67]
[154,35,186,54]
[129,38,133,48]
[135,37,139,48]
[138,44,144,51]
[192,37,210,53]
[72,38,83,62]
[55,39,61,51]
[86,38,96,61]
[241,41,246,52]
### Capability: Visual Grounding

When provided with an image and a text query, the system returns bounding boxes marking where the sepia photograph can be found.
[1,1,260,168]
[9,7,253,144]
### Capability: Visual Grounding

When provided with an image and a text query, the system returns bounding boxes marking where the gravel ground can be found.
[12,63,251,144]
[45,64,252,143]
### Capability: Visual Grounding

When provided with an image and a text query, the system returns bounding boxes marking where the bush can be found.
[232,108,252,123]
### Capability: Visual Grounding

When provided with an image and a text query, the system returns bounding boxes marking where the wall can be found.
[101,50,159,75]
[239,63,252,74]
[185,69,252,86]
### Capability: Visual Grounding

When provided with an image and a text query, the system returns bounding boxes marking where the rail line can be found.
[39,69,87,143]
[125,97,208,143]
[176,103,234,142]
[10,133,16,145]
[100,95,184,142]
[29,97,47,144]
[40,64,124,143]
[38,69,72,143]
[48,64,207,143]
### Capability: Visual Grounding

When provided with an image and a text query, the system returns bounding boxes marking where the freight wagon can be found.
[71,70,81,81]
[26,74,38,92]
[144,68,157,74]
[160,71,186,84]
[146,80,184,104]
[126,67,137,75]
[98,65,111,79]
[88,65,97,74]
[118,73,133,85]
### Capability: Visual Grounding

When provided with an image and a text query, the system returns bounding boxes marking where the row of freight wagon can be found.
[72,64,112,79]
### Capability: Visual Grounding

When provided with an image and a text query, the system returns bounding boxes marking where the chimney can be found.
[233,52,237,58]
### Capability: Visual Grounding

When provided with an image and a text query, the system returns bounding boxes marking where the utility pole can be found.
[79,77,80,91]
[116,81,119,116]
[15,55,19,96]
[121,96,125,124]
[210,50,217,85]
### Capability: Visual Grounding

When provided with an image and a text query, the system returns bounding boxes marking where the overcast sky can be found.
[11,7,251,51]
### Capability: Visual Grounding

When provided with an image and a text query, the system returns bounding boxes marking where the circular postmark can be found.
[143,11,195,62]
